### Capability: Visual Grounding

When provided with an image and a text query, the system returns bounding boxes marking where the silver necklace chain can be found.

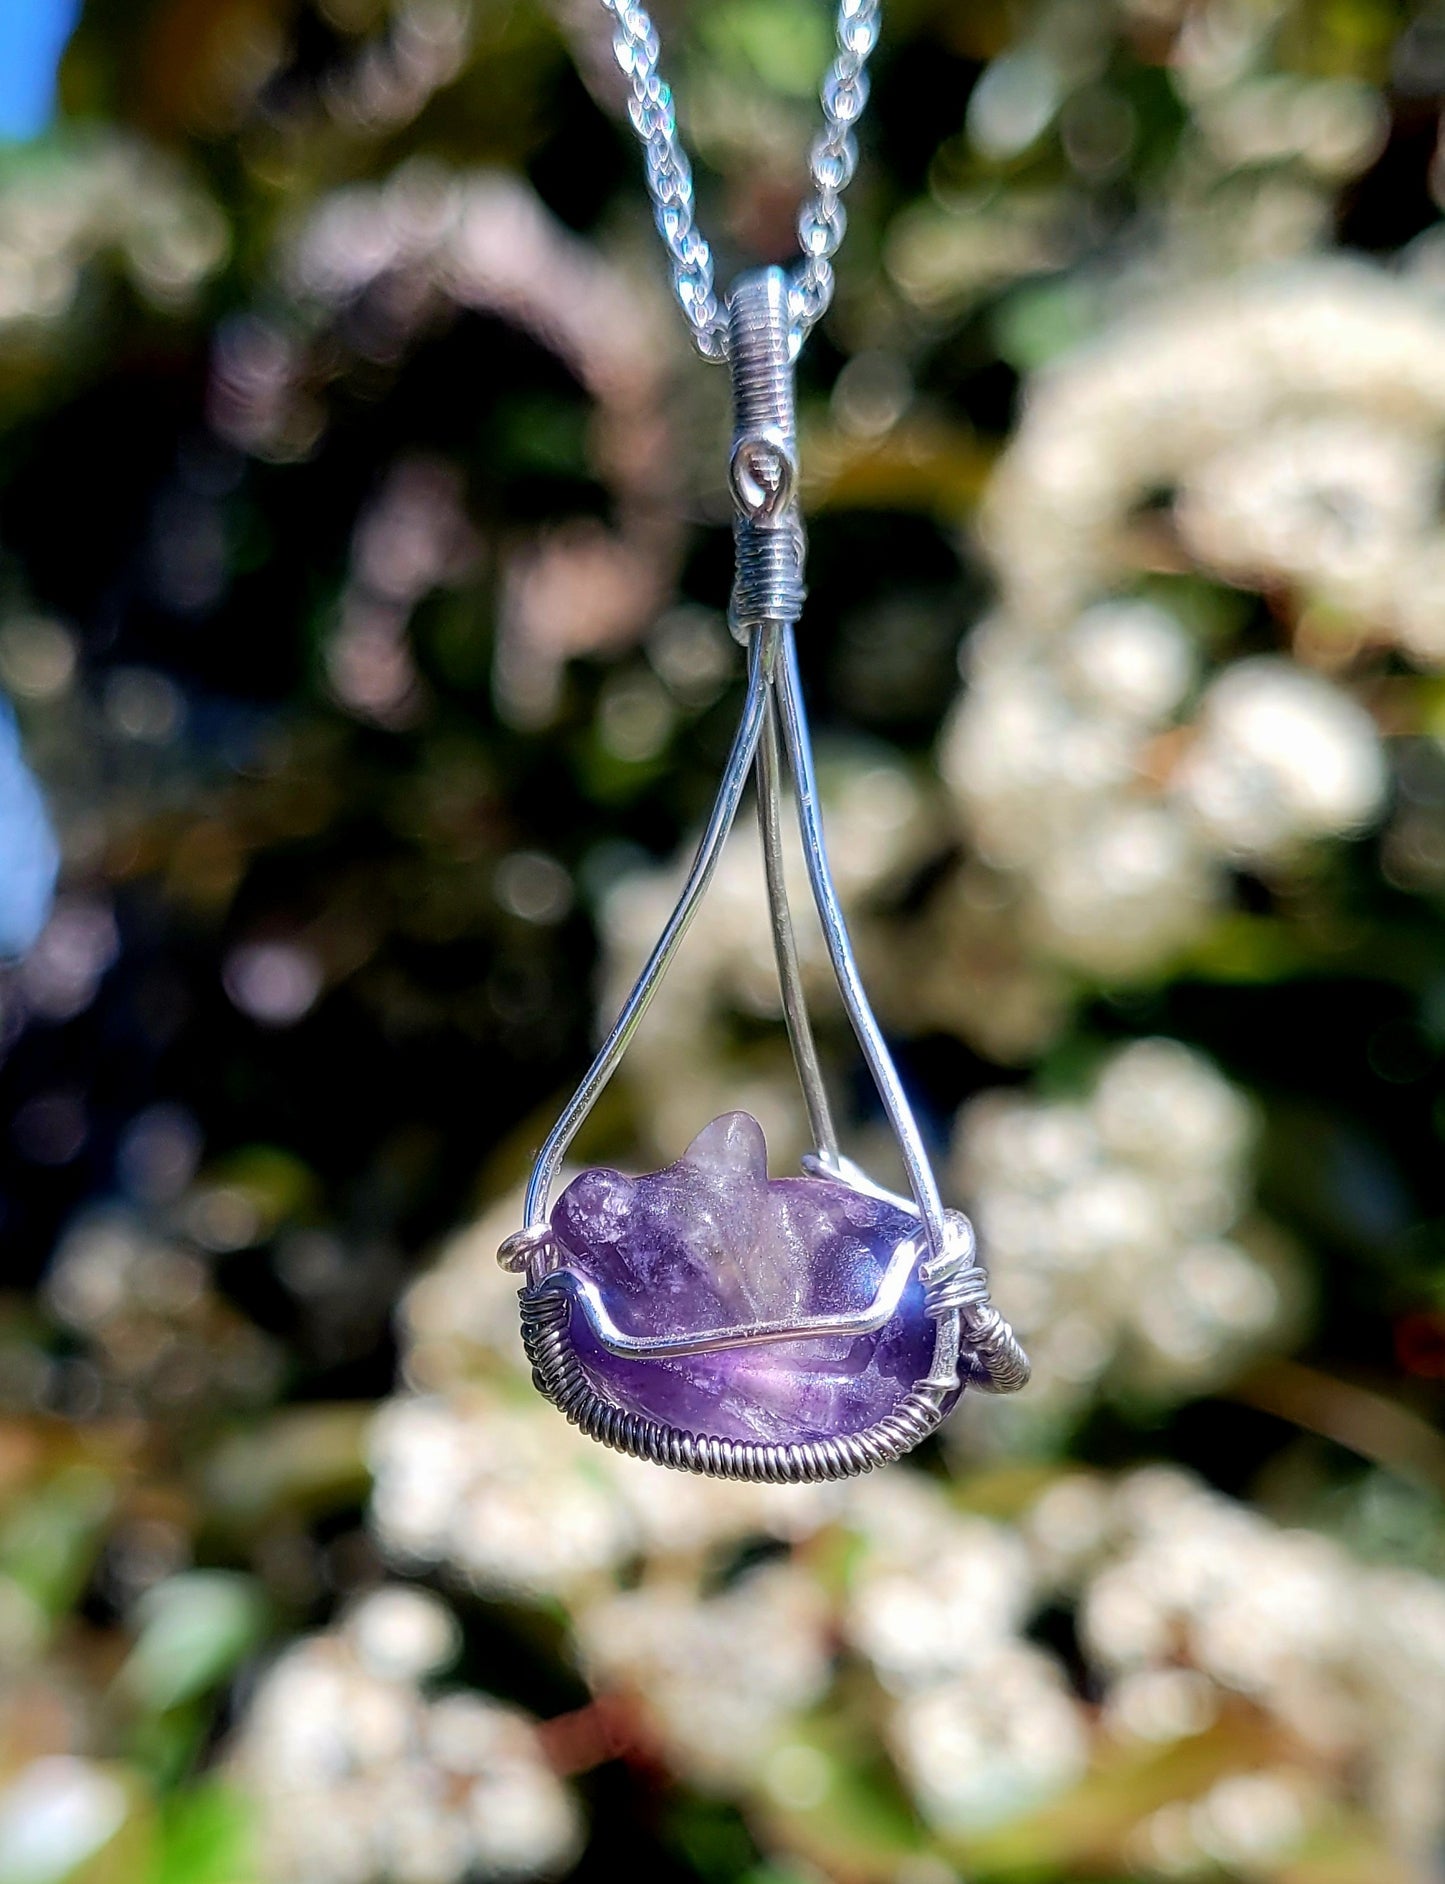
[600,0,881,361]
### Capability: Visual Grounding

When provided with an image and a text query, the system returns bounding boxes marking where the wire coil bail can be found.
[728,268,807,638]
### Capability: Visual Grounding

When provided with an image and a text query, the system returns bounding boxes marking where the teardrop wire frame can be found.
[518,618,949,1214]
[511,619,1026,1480]
[519,615,946,1252]
[513,612,1028,1368]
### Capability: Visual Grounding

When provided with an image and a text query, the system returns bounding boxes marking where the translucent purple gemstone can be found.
[548,1112,951,1445]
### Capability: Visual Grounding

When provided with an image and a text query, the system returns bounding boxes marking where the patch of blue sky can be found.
[0,0,84,142]
[0,700,58,958]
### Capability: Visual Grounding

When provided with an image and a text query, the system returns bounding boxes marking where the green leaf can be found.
[115,1573,268,1717]
[699,0,833,96]
[148,1784,253,1884]
[992,278,1099,372]
[0,1466,114,1619]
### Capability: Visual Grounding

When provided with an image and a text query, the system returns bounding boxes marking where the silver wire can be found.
[773,621,949,1262]
[731,265,836,1163]
[523,621,777,1226]
[535,1222,923,1358]
[756,688,840,1167]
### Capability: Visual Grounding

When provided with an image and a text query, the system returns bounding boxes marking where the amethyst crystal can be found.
[547,1112,952,1445]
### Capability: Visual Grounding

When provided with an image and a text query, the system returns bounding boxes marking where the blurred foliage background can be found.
[2,0,1445,1881]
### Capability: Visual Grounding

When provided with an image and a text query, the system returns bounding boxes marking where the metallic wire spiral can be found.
[521,1286,954,1482]
[599,0,881,358]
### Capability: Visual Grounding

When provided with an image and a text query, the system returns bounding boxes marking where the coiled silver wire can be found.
[521,1286,953,1482]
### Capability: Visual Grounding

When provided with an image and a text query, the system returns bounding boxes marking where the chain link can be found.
[600,0,881,360]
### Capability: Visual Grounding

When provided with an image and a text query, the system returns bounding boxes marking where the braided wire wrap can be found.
[520,1285,954,1482]
[598,0,882,357]
[790,0,880,344]
[600,0,725,360]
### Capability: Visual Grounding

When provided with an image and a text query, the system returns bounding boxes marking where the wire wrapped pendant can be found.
[499,268,1028,1479]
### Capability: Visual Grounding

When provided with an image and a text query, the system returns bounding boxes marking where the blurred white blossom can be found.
[369,1389,635,1601]
[953,1039,1288,1434]
[1077,1468,1445,1866]
[983,261,1445,650]
[918,260,1445,1004]
[843,1476,1034,1693]
[1174,657,1386,862]
[889,1647,1089,1833]
[367,1166,1445,1872]
[940,597,1384,982]
[572,1563,832,1789]
[232,1588,581,1884]
[0,135,226,336]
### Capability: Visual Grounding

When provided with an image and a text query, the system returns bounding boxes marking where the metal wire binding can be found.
[728,269,806,635]
[599,0,881,358]
[919,1211,1031,1396]
[521,1286,953,1482]
[506,266,1027,1479]
[519,1208,1026,1482]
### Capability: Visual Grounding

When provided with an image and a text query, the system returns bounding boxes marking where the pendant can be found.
[500,268,1028,1480]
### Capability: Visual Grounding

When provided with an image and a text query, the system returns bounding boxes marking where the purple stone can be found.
[548,1112,954,1445]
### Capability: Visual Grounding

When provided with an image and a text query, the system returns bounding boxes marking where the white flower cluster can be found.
[843,1472,1087,1834]
[954,1039,1287,1434]
[940,600,1385,981]
[372,1190,837,1600]
[942,599,1205,979]
[1062,1467,1445,1870]
[230,1587,581,1884]
[364,1167,1445,1872]
[927,262,1445,989]
[370,1376,836,1605]
[847,1465,1445,1869]
[0,135,226,334]
[572,1563,834,1790]
[984,262,1445,651]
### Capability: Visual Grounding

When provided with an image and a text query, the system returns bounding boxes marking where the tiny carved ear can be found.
[682,1111,768,1181]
